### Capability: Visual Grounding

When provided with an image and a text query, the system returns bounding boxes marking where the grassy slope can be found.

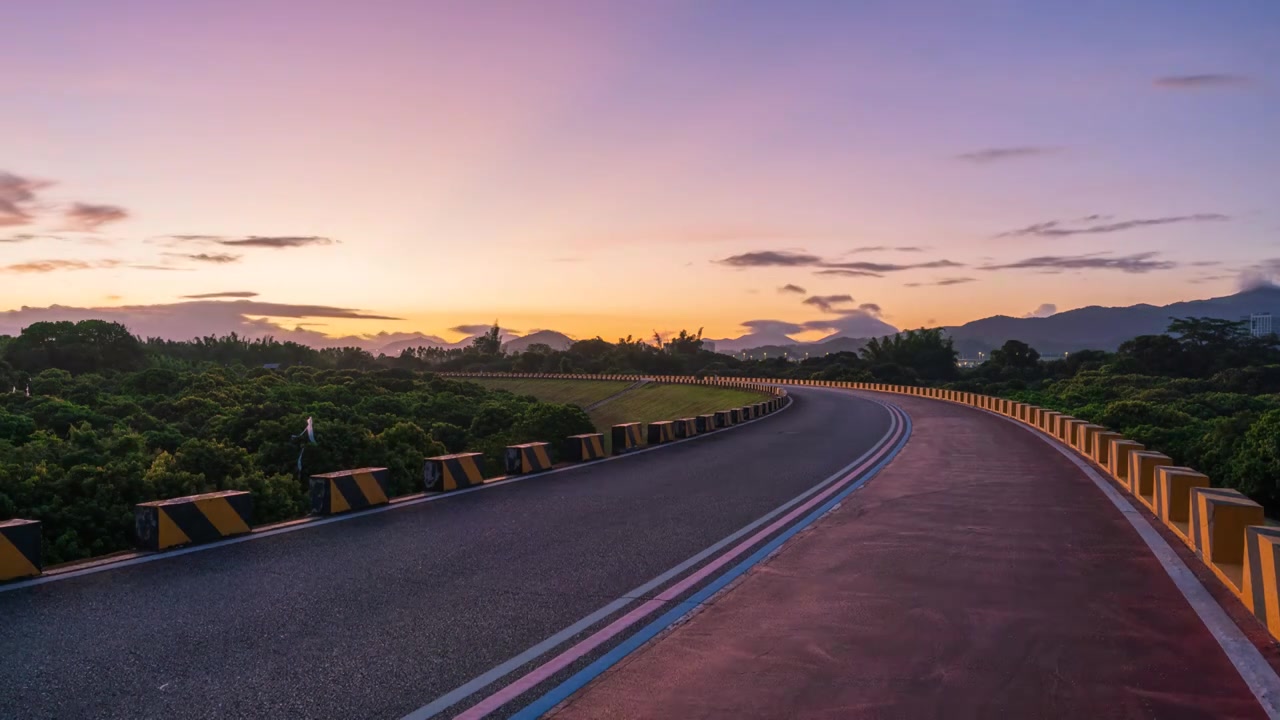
[590,383,767,430]
[464,378,769,448]
[466,378,633,408]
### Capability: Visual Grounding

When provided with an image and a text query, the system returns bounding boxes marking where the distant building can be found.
[1246,313,1274,337]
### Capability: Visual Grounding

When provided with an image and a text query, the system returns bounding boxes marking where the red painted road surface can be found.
[548,393,1270,720]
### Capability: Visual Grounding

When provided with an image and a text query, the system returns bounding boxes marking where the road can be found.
[547,392,1279,720]
[0,387,899,720]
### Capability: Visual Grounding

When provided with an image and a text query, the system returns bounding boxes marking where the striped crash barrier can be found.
[715,410,733,428]
[696,414,717,433]
[135,490,253,551]
[506,442,553,475]
[424,452,486,491]
[0,518,41,581]
[612,423,644,454]
[565,433,606,463]
[647,421,676,444]
[310,467,391,515]
[674,418,698,439]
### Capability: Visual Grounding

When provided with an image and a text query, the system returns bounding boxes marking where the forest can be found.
[0,321,594,564]
[4,315,1280,564]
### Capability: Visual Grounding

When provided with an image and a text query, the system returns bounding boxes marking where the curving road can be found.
[0,387,901,720]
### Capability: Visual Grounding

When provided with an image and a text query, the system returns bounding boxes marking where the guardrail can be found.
[0,374,788,579]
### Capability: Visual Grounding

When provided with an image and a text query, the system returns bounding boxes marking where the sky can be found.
[2,0,1278,348]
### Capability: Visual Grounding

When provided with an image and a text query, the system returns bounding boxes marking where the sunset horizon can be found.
[4,1,1277,346]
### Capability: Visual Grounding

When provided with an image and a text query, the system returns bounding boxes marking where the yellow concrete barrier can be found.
[1243,526,1280,641]
[1190,487,1264,595]
[1092,430,1121,467]
[674,418,698,439]
[612,423,645,454]
[1129,452,1173,508]
[1155,466,1210,545]
[1059,418,1082,446]
[696,414,717,433]
[310,467,391,515]
[714,410,733,428]
[647,421,676,444]
[566,433,606,462]
[135,490,252,551]
[1108,439,1145,485]
[424,452,486,491]
[505,443,552,475]
[1076,424,1104,455]
[1040,411,1061,435]
[0,519,41,581]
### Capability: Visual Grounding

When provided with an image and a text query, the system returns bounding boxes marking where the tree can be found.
[988,340,1040,371]
[472,322,504,356]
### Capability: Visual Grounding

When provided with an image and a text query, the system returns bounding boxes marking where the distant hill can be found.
[944,286,1280,356]
[503,330,574,353]
[715,287,1280,359]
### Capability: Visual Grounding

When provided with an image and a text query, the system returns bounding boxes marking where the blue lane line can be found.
[510,403,913,719]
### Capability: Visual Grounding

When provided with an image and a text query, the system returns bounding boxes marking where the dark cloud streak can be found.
[997,213,1228,238]
[955,146,1058,163]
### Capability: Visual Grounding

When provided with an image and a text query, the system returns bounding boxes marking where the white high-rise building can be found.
[1249,313,1274,337]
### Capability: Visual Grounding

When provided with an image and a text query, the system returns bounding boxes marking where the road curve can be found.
[0,387,899,720]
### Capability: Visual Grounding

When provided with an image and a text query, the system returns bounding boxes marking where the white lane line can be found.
[975,403,1280,719]
[1,394,796,593]
[403,395,899,720]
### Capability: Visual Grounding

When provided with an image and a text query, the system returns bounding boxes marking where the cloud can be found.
[448,323,521,336]
[2,259,121,273]
[1239,260,1280,291]
[165,252,241,264]
[845,245,926,254]
[778,283,806,294]
[997,213,1228,238]
[822,259,964,272]
[740,319,807,335]
[979,252,1176,274]
[63,202,128,231]
[717,249,962,279]
[165,234,333,249]
[955,146,1058,163]
[716,250,824,267]
[1154,74,1249,89]
[128,264,193,272]
[0,301,405,348]
[799,308,898,337]
[802,294,855,313]
[1,233,61,243]
[814,269,884,278]
[181,291,260,299]
[1023,303,1057,318]
[0,172,52,227]
[905,277,977,287]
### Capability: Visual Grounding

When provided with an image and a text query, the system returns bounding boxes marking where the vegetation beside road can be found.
[464,377,634,409]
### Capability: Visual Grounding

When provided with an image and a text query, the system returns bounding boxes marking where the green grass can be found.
[465,378,634,408]
[590,384,767,432]
[465,378,770,453]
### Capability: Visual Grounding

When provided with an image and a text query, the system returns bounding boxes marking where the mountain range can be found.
[716,287,1280,359]
[374,329,575,356]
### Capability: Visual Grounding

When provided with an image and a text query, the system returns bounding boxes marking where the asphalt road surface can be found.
[0,386,897,719]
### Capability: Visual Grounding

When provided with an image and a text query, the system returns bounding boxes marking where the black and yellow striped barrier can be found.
[697,414,716,433]
[674,418,697,439]
[566,433,606,462]
[740,406,755,421]
[310,467,391,515]
[612,423,644,454]
[506,442,552,474]
[729,408,743,424]
[1,518,41,581]
[135,490,253,551]
[715,410,733,428]
[424,452,486,491]
[648,421,676,444]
